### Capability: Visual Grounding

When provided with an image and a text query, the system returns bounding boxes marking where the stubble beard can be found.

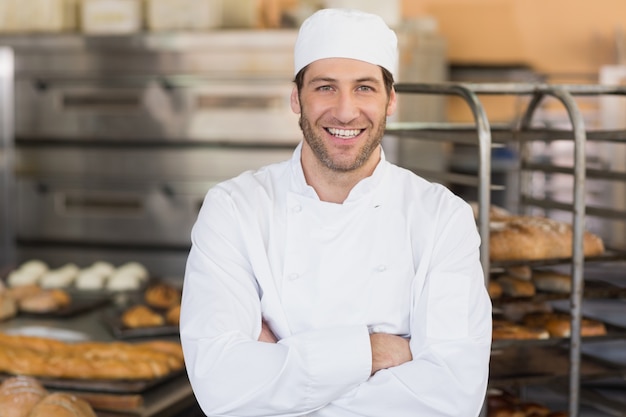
[298,112,387,173]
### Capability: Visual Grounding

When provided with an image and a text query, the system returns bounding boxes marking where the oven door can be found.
[15,76,301,145]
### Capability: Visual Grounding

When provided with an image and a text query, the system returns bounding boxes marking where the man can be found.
[180,8,492,417]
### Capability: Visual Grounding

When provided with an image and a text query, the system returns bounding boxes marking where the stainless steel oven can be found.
[1,32,301,278]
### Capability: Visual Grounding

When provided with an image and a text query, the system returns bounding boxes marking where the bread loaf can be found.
[522,312,607,338]
[26,392,97,417]
[0,376,48,417]
[0,333,184,380]
[497,275,536,298]
[532,270,572,294]
[490,215,605,261]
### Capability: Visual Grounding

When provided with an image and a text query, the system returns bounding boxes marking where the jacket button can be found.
[287,273,300,281]
[376,264,387,272]
[293,205,302,213]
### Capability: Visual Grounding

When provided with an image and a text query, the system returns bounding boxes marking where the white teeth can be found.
[328,128,361,138]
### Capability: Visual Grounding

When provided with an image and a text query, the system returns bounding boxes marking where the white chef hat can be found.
[293,8,398,77]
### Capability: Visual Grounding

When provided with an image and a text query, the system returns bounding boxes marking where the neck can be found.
[301,144,381,204]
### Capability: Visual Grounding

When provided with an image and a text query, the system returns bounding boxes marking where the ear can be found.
[386,87,398,117]
[290,86,301,114]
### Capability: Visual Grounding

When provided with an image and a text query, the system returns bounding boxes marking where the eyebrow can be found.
[308,76,383,86]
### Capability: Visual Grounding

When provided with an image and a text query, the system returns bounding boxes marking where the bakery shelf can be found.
[492,322,626,350]
[489,345,626,389]
[390,81,626,417]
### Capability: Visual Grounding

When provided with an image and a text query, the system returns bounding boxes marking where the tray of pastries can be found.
[103,281,181,339]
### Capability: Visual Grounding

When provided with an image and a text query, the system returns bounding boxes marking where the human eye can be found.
[356,85,375,92]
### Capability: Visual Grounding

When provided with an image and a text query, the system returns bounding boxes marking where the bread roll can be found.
[6,270,40,288]
[26,392,97,417]
[121,304,165,328]
[75,269,106,290]
[0,375,48,417]
[497,275,536,298]
[40,264,79,289]
[490,215,605,261]
[532,270,572,294]
[145,283,181,309]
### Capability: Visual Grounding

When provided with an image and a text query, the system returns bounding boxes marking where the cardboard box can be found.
[146,0,221,31]
[81,0,142,34]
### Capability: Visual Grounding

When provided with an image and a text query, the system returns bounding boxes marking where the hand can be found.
[258,319,278,343]
[370,333,412,375]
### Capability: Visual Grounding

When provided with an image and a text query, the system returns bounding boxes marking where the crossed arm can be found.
[258,320,412,375]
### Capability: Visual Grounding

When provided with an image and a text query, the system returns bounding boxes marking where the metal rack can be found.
[386,81,626,417]
[0,47,14,271]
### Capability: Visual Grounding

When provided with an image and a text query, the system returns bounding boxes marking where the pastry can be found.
[6,284,42,301]
[0,375,48,417]
[497,275,536,298]
[121,304,165,328]
[75,269,107,290]
[145,283,181,309]
[532,270,572,294]
[18,289,71,313]
[165,304,181,325]
[26,392,97,417]
[0,291,17,321]
[488,280,503,299]
[6,269,40,288]
[115,262,149,282]
[490,215,605,261]
[107,271,142,291]
[40,263,79,289]
[89,261,115,277]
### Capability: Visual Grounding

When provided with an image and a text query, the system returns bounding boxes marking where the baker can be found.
[180,8,492,417]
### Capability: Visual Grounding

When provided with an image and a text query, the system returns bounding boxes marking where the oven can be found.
[2,32,301,277]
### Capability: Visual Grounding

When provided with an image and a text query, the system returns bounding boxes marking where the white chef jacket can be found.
[180,142,492,417]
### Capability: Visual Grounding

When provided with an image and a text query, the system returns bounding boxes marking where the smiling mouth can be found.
[326,127,363,139]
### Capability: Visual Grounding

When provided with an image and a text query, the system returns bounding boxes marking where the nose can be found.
[332,91,360,123]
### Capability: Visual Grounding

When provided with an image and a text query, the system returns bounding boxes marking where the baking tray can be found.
[0,368,185,394]
[489,345,626,388]
[102,309,179,340]
[491,322,626,349]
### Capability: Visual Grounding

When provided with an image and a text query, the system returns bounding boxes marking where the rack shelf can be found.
[388,81,626,417]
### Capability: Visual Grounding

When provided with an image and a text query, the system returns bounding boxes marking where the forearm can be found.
[183,323,372,416]
[318,337,491,417]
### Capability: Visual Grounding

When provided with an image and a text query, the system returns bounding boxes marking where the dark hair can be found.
[293,65,395,96]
